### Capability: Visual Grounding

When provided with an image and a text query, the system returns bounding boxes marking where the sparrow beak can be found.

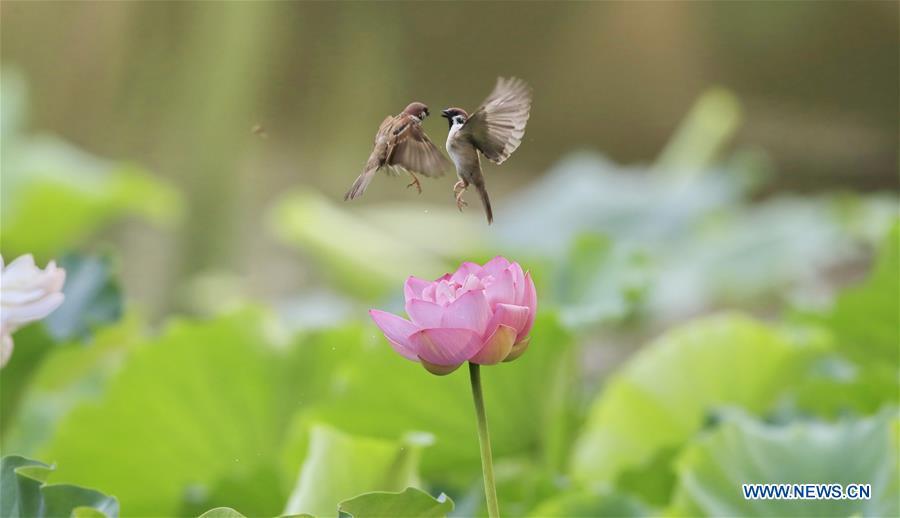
[441,109,451,119]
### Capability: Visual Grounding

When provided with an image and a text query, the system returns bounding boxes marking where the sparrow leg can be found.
[406,172,422,194]
[454,180,468,211]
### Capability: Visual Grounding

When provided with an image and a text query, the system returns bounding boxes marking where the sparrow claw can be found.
[406,175,422,194]
[454,180,468,211]
[455,193,468,212]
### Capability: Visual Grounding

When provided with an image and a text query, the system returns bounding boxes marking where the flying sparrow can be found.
[344,102,450,201]
[441,77,532,224]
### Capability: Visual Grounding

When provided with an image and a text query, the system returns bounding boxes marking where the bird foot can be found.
[456,192,468,212]
[454,181,469,211]
[406,176,422,194]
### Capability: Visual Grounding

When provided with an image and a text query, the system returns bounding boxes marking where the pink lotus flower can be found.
[370,256,536,375]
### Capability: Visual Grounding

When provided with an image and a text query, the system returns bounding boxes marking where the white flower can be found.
[0,254,66,367]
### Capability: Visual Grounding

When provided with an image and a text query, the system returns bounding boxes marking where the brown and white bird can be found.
[441,77,532,224]
[344,102,450,201]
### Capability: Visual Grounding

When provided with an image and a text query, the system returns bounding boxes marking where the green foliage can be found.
[339,487,454,518]
[570,314,827,484]
[25,313,512,517]
[0,70,182,259]
[40,311,288,517]
[0,455,119,518]
[528,487,648,518]
[43,253,123,342]
[301,313,577,483]
[826,221,899,365]
[0,325,55,435]
[1,84,896,516]
[284,427,431,517]
[824,221,899,406]
[1,317,142,455]
[3,229,895,516]
[791,221,900,416]
[554,233,651,327]
[667,410,899,517]
[0,31,896,518]
[197,507,247,518]
[654,88,742,174]
[268,189,451,298]
[0,251,127,441]
[498,152,896,324]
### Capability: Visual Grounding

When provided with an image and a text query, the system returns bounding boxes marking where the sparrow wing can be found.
[366,115,399,173]
[462,77,532,165]
[344,115,398,200]
[374,116,395,144]
[387,120,450,177]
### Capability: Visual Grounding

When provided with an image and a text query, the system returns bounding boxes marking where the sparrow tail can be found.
[344,169,375,201]
[476,183,493,224]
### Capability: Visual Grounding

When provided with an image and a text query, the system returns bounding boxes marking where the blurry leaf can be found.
[667,410,899,517]
[0,252,126,441]
[72,507,110,518]
[357,204,487,258]
[654,88,742,175]
[40,311,287,516]
[1,157,181,259]
[647,196,884,320]
[462,459,575,518]
[301,312,578,484]
[528,487,648,518]
[43,253,123,341]
[0,455,119,518]
[557,234,613,304]
[284,426,431,517]
[497,151,893,322]
[825,220,898,366]
[41,484,120,518]
[0,325,55,435]
[339,487,453,518]
[197,507,247,518]
[274,325,375,485]
[179,463,284,518]
[268,189,448,298]
[275,290,357,332]
[791,354,896,418]
[1,74,182,258]
[555,234,650,327]
[570,314,826,486]
[791,221,900,416]
[2,317,141,456]
[495,153,743,256]
[615,447,679,507]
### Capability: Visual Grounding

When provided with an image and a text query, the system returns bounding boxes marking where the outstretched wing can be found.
[387,121,450,177]
[373,116,394,145]
[462,77,532,165]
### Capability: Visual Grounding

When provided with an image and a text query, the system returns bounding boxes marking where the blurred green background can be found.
[0,2,897,518]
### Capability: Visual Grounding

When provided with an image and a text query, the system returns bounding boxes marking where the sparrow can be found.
[441,77,532,224]
[344,102,450,201]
